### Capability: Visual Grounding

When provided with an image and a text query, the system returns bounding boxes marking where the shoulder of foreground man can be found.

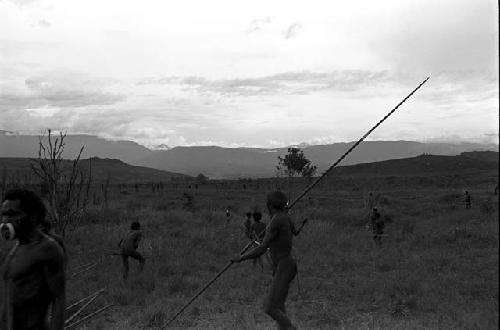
[40,236,65,260]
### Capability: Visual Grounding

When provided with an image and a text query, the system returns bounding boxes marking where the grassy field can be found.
[1,173,498,329]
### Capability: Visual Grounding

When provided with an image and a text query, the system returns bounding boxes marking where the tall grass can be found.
[1,181,498,329]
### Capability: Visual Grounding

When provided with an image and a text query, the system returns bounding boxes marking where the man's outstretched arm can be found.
[233,219,278,263]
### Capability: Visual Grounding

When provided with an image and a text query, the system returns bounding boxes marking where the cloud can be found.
[246,17,272,34]
[283,22,302,40]
[138,70,392,97]
[7,0,40,6]
[368,0,498,75]
[0,71,125,110]
[416,71,498,108]
[37,19,51,28]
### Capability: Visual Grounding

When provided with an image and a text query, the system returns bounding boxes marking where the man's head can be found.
[245,212,252,219]
[266,191,288,214]
[252,211,262,222]
[1,189,46,240]
[130,221,141,230]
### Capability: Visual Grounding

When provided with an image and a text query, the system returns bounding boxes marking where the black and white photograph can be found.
[0,0,498,329]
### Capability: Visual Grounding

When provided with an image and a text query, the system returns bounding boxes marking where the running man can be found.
[118,221,145,280]
[1,189,66,330]
[232,191,298,330]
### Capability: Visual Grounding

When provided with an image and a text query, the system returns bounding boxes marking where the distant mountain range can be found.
[0,132,497,178]
[0,151,497,184]
[0,157,189,184]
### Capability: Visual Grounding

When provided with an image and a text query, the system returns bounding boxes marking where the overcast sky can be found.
[1,0,498,148]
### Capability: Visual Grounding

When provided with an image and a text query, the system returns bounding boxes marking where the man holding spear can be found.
[232,191,299,330]
[163,77,430,328]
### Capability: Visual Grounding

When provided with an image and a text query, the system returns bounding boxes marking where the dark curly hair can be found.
[130,221,141,230]
[2,189,47,224]
[266,191,288,210]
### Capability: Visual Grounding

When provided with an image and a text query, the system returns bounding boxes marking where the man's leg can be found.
[138,254,145,272]
[129,250,146,273]
[264,258,297,330]
[121,254,129,280]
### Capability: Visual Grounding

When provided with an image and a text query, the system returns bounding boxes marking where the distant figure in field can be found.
[0,189,66,330]
[464,191,471,210]
[365,192,375,218]
[232,191,299,330]
[225,208,231,223]
[370,207,384,248]
[494,184,498,195]
[250,210,267,271]
[243,212,252,239]
[118,221,145,280]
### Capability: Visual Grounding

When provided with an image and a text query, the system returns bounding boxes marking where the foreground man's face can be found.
[1,199,31,238]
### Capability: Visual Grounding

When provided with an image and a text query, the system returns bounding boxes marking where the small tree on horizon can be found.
[196,173,209,184]
[276,147,317,200]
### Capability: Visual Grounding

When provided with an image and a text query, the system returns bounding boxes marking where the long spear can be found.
[163,76,430,328]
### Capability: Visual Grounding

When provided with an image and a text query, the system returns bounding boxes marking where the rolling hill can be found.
[1,131,497,178]
[330,151,499,177]
[0,157,190,184]
[140,142,498,178]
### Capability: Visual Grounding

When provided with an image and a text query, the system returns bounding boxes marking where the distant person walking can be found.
[494,183,498,196]
[250,210,267,271]
[369,207,384,248]
[464,191,471,210]
[232,191,298,330]
[225,207,231,224]
[118,221,145,280]
[365,192,375,219]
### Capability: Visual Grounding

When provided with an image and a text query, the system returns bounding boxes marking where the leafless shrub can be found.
[31,129,92,236]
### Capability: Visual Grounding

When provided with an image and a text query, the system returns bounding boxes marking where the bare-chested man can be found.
[118,221,145,280]
[0,189,66,330]
[232,191,298,330]
[249,211,267,271]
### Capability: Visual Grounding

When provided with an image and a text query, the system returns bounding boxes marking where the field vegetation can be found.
[1,167,498,329]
